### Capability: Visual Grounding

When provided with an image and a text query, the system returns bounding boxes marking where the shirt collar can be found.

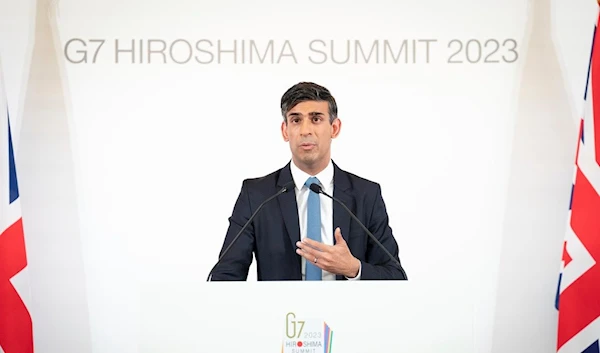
[290,159,333,191]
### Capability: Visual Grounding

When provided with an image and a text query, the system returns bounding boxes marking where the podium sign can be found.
[282,312,333,353]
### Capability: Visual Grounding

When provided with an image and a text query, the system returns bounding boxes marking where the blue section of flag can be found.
[569,184,575,210]
[8,109,19,203]
[583,340,600,353]
[584,25,597,101]
[555,273,562,310]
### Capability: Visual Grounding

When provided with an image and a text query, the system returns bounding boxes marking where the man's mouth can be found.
[300,143,316,150]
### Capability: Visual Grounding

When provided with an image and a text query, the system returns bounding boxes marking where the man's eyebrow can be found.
[287,111,325,117]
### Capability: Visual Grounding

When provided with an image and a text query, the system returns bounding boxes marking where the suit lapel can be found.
[277,163,301,271]
[332,162,354,280]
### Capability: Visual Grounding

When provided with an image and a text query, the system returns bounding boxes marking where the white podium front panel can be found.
[138,281,474,353]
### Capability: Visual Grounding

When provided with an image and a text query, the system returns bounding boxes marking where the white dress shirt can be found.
[290,159,361,280]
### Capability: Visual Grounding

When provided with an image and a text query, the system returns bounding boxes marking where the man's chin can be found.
[298,157,323,168]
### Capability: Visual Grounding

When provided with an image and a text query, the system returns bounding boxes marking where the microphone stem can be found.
[333,195,402,269]
[207,183,291,281]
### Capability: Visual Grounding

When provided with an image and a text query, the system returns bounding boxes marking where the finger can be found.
[300,237,329,251]
[296,241,316,257]
[297,245,334,265]
[296,247,327,269]
[334,227,346,244]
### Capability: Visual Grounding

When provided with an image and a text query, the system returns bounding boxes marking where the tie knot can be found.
[304,176,321,190]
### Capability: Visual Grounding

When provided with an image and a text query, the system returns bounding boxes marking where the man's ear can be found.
[331,118,341,138]
[281,121,289,142]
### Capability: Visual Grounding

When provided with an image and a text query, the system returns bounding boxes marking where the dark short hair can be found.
[280,82,338,123]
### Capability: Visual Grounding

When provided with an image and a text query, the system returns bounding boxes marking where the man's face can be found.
[281,100,341,170]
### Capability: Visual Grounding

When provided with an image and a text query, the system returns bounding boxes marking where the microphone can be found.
[207,180,295,281]
[309,183,407,279]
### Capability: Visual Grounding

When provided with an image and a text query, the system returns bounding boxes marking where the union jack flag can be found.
[0,63,33,352]
[556,6,600,353]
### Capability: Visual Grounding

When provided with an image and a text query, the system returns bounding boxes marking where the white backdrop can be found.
[0,0,595,352]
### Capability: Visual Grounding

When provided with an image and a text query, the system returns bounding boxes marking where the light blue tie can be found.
[305,176,322,280]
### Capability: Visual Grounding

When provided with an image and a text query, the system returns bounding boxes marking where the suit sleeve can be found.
[359,184,408,280]
[209,180,255,281]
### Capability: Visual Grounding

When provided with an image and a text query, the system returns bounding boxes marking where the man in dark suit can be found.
[210,82,407,281]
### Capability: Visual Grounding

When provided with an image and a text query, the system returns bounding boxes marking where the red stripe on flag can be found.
[557,168,600,349]
[0,219,33,353]
[562,241,573,266]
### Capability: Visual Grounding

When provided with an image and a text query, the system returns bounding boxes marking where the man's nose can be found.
[299,119,312,135]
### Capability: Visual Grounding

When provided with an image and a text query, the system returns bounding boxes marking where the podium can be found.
[136,280,474,353]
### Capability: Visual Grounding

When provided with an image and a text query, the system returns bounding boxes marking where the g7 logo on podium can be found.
[285,312,305,339]
[281,312,334,353]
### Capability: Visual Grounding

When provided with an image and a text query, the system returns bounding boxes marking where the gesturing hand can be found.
[296,227,360,278]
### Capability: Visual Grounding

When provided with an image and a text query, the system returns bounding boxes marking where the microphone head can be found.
[282,181,295,193]
[309,183,322,194]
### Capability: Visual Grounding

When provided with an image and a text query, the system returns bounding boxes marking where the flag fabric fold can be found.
[0,60,34,353]
[556,5,600,353]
